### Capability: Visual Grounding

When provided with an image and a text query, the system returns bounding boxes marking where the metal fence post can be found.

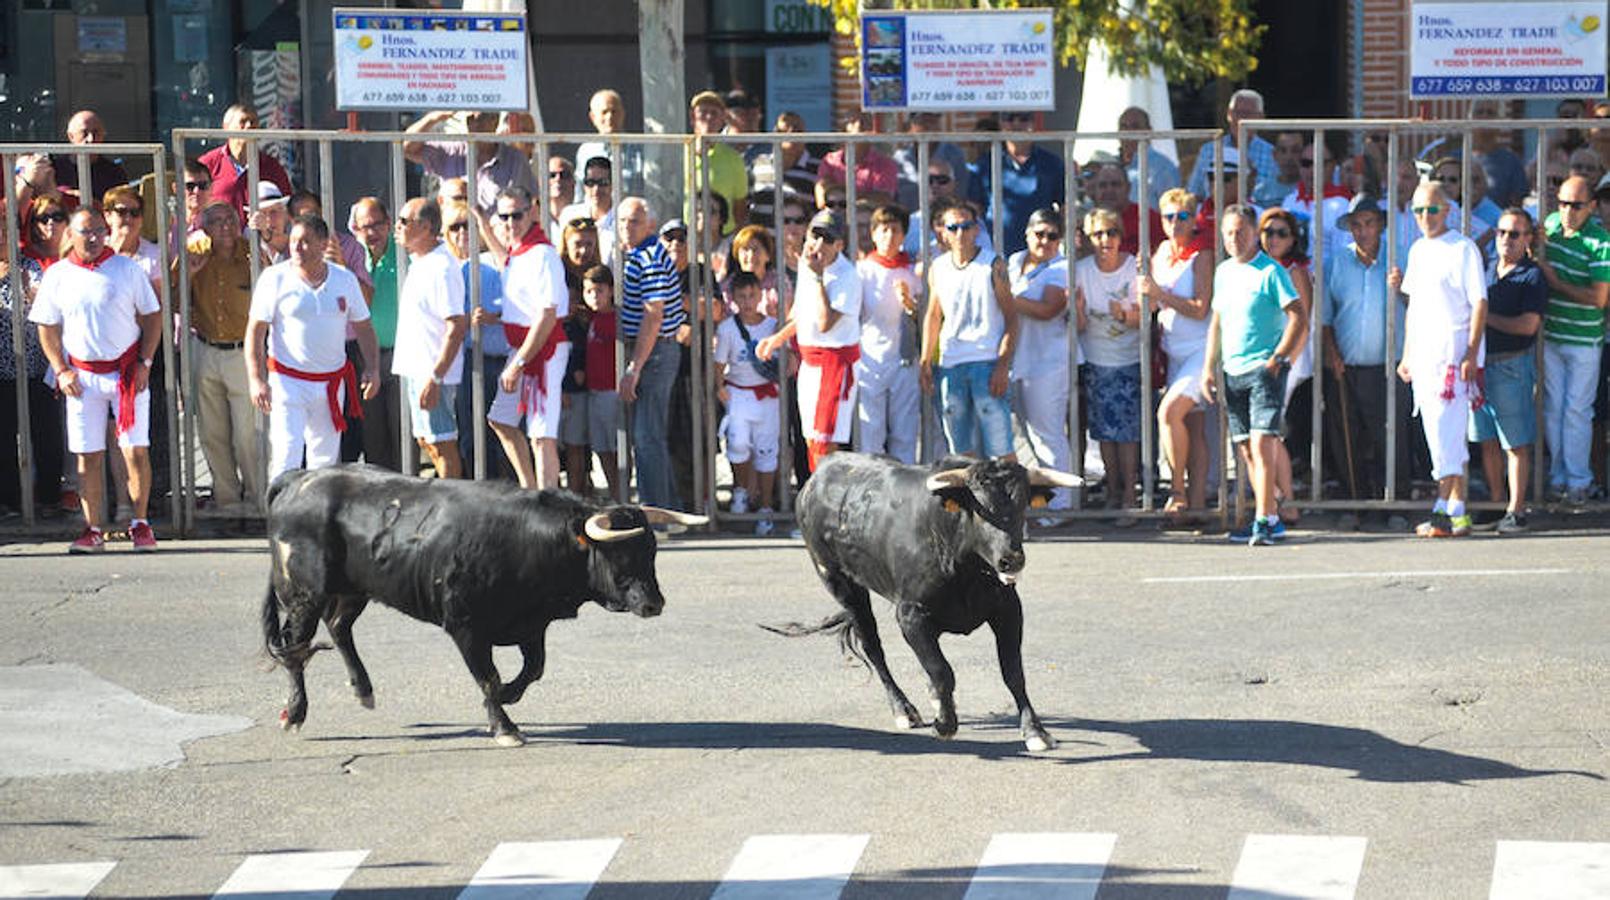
[1138,139,1154,513]
[3,153,33,527]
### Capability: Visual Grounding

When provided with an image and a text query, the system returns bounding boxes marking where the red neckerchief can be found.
[21,246,58,272]
[866,250,911,270]
[1293,180,1353,204]
[65,247,116,270]
[506,221,551,261]
[1165,239,1198,268]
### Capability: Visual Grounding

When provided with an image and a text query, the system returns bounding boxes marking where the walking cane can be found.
[1333,368,1360,499]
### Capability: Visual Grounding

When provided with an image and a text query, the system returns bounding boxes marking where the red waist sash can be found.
[268,357,360,432]
[725,379,779,400]
[799,344,860,445]
[69,342,141,435]
[503,322,569,415]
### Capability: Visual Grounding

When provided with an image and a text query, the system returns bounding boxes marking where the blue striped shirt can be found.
[620,236,685,340]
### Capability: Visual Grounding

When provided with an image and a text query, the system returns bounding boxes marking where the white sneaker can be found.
[755,508,774,536]
[730,487,749,515]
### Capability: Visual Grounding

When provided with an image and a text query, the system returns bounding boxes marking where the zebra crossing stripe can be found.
[709,833,871,900]
[1227,834,1367,900]
[212,850,369,899]
[961,832,1117,900]
[0,861,117,899]
[457,839,623,900]
[1490,840,1610,900]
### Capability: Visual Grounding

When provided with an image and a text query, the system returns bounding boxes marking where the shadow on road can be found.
[1051,716,1607,785]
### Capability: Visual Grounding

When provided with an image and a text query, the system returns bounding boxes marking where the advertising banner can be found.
[860,9,1055,112]
[333,9,528,112]
[1410,1,1608,98]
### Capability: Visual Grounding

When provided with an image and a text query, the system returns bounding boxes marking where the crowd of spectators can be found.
[5,90,1610,550]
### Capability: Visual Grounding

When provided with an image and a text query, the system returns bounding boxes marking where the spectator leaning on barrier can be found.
[1118,106,1181,211]
[1389,182,1487,538]
[1009,208,1076,514]
[403,109,538,219]
[199,104,292,226]
[393,197,468,482]
[1074,206,1141,518]
[180,200,261,515]
[713,270,781,535]
[31,209,163,553]
[0,190,64,515]
[246,214,380,484]
[970,110,1065,258]
[1202,204,1305,547]
[52,110,130,207]
[1188,89,1276,206]
[1470,208,1547,533]
[855,204,921,465]
[1535,174,1610,505]
[617,197,686,509]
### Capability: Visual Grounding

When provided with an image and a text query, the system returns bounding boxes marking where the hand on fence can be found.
[1386,266,1402,293]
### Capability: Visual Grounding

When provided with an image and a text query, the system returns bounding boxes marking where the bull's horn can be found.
[924,468,970,492]
[583,512,645,543]
[640,507,710,528]
[1026,466,1087,488]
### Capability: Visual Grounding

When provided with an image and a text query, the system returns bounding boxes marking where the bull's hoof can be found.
[357,693,375,710]
[493,731,526,748]
[496,687,525,706]
[933,718,958,740]
[1025,733,1056,753]
[893,712,921,730]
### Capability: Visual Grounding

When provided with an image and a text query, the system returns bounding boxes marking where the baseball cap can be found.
[724,89,759,110]
[1338,193,1384,228]
[659,217,688,237]
[808,208,845,242]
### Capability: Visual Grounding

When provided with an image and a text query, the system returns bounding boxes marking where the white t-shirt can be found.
[1008,250,1072,373]
[713,314,779,387]
[249,261,371,372]
[1075,254,1141,368]
[1153,245,1209,360]
[1402,229,1487,376]
[794,253,862,348]
[856,256,921,368]
[500,241,568,328]
[392,242,468,383]
[126,240,163,291]
[931,248,1004,367]
[30,253,161,361]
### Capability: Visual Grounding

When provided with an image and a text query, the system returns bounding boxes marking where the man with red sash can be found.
[485,186,570,489]
[757,209,863,470]
[31,208,162,553]
[245,214,379,482]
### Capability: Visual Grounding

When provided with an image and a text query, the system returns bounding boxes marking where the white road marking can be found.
[1227,834,1367,900]
[961,832,1116,900]
[212,850,369,899]
[1144,568,1570,584]
[709,833,870,900]
[1489,840,1610,899]
[0,861,116,899]
[457,839,622,900]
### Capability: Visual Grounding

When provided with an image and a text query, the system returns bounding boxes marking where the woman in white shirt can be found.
[1008,208,1074,510]
[1074,207,1141,515]
[1139,188,1214,523]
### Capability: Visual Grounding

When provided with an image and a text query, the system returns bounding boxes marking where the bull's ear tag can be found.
[943,498,962,513]
[575,534,589,549]
[1030,495,1048,508]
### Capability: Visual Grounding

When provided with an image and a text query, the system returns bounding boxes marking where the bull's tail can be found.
[760,612,869,670]
[259,582,330,670]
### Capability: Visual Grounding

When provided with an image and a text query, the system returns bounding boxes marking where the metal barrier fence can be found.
[3,143,180,530]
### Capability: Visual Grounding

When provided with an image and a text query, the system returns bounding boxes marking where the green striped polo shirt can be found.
[1542,211,1610,347]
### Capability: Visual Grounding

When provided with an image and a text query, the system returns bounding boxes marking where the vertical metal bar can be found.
[1534,125,1550,506]
[247,139,267,512]
[1063,136,1082,508]
[465,139,485,481]
[611,137,629,503]
[991,138,1004,267]
[1138,138,1154,513]
[173,135,196,533]
[772,135,795,515]
[151,152,182,532]
[845,140,859,256]
[535,137,550,236]
[916,137,933,466]
[390,141,410,474]
[1219,131,1235,527]
[1310,127,1325,502]
[318,140,335,237]
[1460,131,1473,236]
[4,154,34,527]
[691,135,711,516]
[76,151,91,209]
[1385,131,1400,503]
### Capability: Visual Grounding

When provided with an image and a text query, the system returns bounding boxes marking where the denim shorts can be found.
[403,377,459,443]
[1083,362,1141,443]
[938,360,1014,458]
[1469,350,1537,449]
[1224,364,1286,442]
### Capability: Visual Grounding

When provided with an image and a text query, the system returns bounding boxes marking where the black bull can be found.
[770,453,1083,752]
[260,465,704,746]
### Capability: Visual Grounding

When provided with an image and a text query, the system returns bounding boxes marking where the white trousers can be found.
[1012,366,1073,508]
[854,359,919,464]
[65,369,149,454]
[268,372,344,481]
[797,359,858,445]
[1415,381,1471,481]
[723,386,781,473]
[487,345,571,440]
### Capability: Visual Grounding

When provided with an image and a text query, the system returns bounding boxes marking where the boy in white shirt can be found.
[714,272,781,534]
[855,205,922,463]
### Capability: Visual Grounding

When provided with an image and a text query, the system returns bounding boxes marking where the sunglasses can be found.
[1558,199,1590,210]
[1163,210,1193,221]
[495,209,529,221]
[1029,229,1060,241]
[783,215,808,226]
[582,177,610,188]
[1495,228,1530,238]
[446,222,469,233]
[826,200,847,210]
[928,174,953,185]
[184,181,211,192]
[1220,171,1240,181]
[1087,228,1121,239]
[1299,159,1315,168]
[1411,205,1442,215]
[1435,175,1460,184]
[74,226,109,237]
[106,206,142,217]
[548,170,573,181]
[661,230,688,242]
[567,217,597,230]
[1261,226,1292,239]
[38,211,68,223]
[943,220,978,233]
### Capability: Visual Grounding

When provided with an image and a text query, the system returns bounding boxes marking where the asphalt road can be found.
[1,526,1607,899]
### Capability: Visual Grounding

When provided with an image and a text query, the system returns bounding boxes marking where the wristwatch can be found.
[140,357,154,369]
[429,372,443,386]
[1273,353,1290,368]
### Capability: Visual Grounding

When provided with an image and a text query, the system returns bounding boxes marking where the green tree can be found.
[809,0,1265,85]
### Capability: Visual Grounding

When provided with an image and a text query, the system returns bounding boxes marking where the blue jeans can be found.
[631,339,682,508]
[1543,341,1598,490]
[939,360,1013,458]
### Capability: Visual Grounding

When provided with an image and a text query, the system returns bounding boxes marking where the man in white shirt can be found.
[486,186,570,489]
[245,214,380,482]
[756,209,863,469]
[392,197,468,480]
[31,209,163,553]
[1388,183,1488,538]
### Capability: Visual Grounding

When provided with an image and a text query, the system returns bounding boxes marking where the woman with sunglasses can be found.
[1074,207,1141,521]
[21,194,70,286]
[1256,207,1312,526]
[0,192,65,515]
[1140,189,1215,524]
[1008,208,1075,515]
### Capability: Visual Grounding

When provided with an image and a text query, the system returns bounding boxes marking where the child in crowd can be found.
[713,271,781,535]
[560,275,593,495]
[855,205,922,463]
[579,265,622,500]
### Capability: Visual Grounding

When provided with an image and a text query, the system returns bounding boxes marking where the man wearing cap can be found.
[198,104,292,226]
[1321,193,1407,500]
[690,91,749,235]
[1388,183,1487,537]
[180,200,262,514]
[723,90,766,163]
[617,197,688,507]
[31,208,163,553]
[246,214,380,482]
[756,208,863,468]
